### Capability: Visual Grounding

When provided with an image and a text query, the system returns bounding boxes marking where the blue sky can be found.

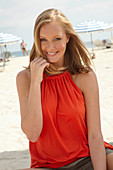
[0,0,113,52]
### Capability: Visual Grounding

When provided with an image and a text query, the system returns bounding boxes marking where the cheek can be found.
[40,43,45,52]
[56,42,67,51]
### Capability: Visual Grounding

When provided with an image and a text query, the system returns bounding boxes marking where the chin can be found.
[48,58,58,64]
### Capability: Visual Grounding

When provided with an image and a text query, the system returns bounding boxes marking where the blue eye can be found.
[40,38,46,41]
[55,38,61,41]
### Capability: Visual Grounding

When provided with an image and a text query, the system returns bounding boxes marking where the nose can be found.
[46,41,54,50]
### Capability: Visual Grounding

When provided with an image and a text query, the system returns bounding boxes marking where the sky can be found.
[0,0,113,52]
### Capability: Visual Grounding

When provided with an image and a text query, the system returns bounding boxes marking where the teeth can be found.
[48,52,56,55]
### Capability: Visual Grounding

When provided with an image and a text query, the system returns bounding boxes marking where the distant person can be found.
[4,45,7,60]
[20,40,28,56]
[4,45,7,51]
[4,45,11,61]
[103,39,111,49]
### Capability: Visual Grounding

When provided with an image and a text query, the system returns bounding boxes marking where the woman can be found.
[20,40,28,56]
[16,9,113,170]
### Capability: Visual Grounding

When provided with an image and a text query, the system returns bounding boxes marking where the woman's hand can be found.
[30,56,49,83]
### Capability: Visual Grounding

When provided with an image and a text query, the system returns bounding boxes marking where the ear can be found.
[66,35,70,43]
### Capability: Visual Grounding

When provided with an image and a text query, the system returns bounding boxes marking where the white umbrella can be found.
[74,20,113,52]
[0,33,22,67]
[0,33,22,46]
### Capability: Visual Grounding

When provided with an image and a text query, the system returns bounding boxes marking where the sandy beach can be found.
[0,49,113,170]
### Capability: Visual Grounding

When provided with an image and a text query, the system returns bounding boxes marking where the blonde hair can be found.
[28,8,92,75]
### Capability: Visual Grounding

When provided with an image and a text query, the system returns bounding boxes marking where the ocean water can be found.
[0,50,30,58]
[0,42,92,58]
[11,50,31,57]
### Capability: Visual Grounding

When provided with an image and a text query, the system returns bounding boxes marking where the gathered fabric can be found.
[29,70,113,168]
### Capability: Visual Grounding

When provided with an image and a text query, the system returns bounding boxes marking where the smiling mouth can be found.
[47,52,58,56]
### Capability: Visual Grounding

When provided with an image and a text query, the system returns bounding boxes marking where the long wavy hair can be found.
[28,8,92,75]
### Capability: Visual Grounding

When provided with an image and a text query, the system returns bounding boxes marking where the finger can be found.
[30,58,44,67]
[38,59,48,66]
[32,57,48,66]
[32,56,43,63]
[41,62,49,69]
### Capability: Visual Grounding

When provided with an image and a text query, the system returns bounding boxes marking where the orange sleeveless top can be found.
[29,71,113,168]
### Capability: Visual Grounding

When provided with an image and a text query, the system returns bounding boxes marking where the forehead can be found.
[40,21,65,37]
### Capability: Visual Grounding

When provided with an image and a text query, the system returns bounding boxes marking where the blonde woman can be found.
[16,9,113,170]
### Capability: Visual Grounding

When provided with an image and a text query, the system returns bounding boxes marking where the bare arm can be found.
[16,57,49,142]
[79,71,106,170]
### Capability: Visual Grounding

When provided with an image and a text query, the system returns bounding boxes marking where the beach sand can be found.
[0,49,113,170]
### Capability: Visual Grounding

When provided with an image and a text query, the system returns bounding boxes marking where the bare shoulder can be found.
[16,69,31,93]
[16,69,30,83]
[73,70,98,93]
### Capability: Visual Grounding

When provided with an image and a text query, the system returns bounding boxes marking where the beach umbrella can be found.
[0,33,22,67]
[74,20,113,52]
[0,33,22,46]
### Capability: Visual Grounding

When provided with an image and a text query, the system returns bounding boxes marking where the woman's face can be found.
[39,20,69,67]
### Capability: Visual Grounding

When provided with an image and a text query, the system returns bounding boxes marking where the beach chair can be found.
[94,39,111,49]
[94,40,104,47]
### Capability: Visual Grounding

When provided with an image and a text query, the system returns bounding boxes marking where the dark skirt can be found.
[55,142,113,170]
